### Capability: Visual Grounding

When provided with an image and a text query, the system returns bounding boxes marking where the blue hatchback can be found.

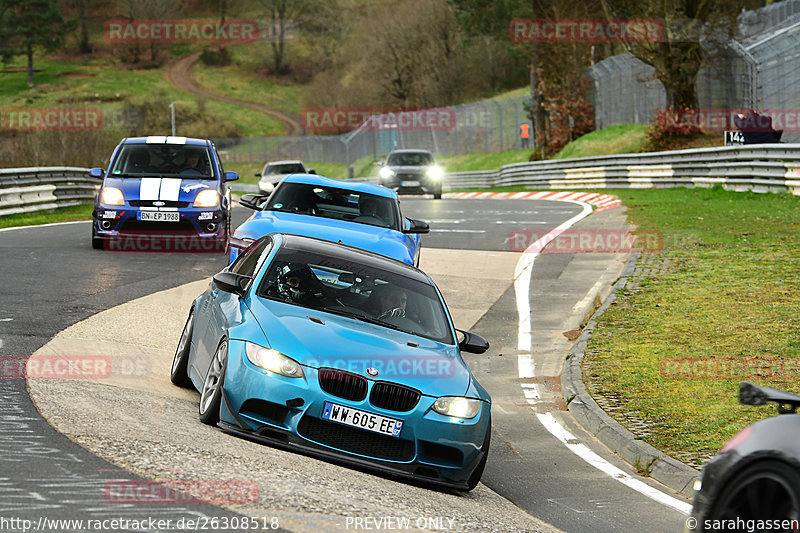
[171,234,492,490]
[230,174,428,266]
[91,136,238,252]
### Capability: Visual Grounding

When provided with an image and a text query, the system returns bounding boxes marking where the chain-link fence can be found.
[214,95,532,176]
[588,0,800,143]
[586,53,666,129]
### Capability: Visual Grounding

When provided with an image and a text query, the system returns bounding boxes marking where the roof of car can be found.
[282,174,397,199]
[265,160,305,166]
[387,149,434,155]
[276,233,430,283]
[122,136,209,146]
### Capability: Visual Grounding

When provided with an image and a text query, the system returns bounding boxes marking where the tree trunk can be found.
[78,0,91,54]
[529,43,547,157]
[270,2,286,74]
[27,45,35,87]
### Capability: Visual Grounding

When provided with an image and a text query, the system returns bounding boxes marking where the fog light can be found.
[206,223,218,232]
[100,220,112,229]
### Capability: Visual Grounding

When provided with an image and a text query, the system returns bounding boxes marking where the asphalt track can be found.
[0,198,691,532]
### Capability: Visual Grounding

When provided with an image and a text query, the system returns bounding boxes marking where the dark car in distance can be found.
[378,150,444,199]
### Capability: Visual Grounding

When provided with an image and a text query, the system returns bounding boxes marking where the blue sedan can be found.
[171,234,492,490]
[91,136,238,251]
[230,174,428,266]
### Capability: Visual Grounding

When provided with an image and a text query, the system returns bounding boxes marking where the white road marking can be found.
[513,198,692,515]
[514,200,592,351]
[569,277,606,317]
[537,413,693,515]
[0,221,88,233]
[517,354,534,378]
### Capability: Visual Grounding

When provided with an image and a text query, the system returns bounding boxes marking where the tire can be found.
[199,339,228,426]
[466,417,491,491]
[170,309,194,388]
[433,187,442,200]
[91,224,104,250]
[707,459,800,526]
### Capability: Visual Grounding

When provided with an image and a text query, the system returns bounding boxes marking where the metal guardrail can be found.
[440,144,800,195]
[0,167,98,216]
[2,144,799,216]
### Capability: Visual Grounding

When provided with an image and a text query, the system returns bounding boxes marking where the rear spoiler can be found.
[740,381,800,414]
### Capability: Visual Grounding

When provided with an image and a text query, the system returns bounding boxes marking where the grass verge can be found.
[582,187,800,467]
[554,124,649,159]
[450,184,800,466]
[0,203,93,229]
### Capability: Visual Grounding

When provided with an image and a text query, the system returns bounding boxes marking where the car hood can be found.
[104,176,217,203]
[247,297,471,397]
[234,211,415,264]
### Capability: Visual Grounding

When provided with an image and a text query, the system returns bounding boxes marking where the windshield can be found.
[108,144,215,179]
[257,246,453,344]
[265,182,399,230]
[386,152,434,166]
[264,163,305,175]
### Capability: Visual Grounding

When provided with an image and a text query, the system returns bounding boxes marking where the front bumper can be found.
[93,205,227,252]
[219,340,490,489]
[379,174,441,195]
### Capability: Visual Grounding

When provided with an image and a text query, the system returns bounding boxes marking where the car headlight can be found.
[426,166,443,181]
[432,396,482,419]
[379,167,395,180]
[100,187,124,206]
[245,342,304,378]
[194,189,220,208]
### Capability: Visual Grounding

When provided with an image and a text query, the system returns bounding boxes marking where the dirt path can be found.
[164,51,303,136]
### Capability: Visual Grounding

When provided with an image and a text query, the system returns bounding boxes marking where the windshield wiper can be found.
[320,307,419,336]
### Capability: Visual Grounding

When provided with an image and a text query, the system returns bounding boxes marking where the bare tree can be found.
[252,0,308,74]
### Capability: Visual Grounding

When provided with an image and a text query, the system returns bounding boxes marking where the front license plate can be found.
[137,211,179,222]
[322,402,403,438]
[401,180,420,187]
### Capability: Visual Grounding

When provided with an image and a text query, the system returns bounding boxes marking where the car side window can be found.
[230,238,273,278]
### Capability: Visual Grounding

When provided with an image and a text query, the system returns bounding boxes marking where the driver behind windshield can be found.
[276,265,335,306]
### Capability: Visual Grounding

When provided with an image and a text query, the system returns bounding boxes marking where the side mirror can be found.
[403,218,429,234]
[456,329,489,354]
[89,168,104,179]
[224,171,239,182]
[254,172,262,177]
[307,169,316,175]
[213,271,252,297]
[376,161,384,167]
[438,161,446,167]
[239,193,270,210]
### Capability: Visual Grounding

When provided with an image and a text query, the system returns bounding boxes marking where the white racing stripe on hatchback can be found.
[159,178,181,202]
[140,178,161,201]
